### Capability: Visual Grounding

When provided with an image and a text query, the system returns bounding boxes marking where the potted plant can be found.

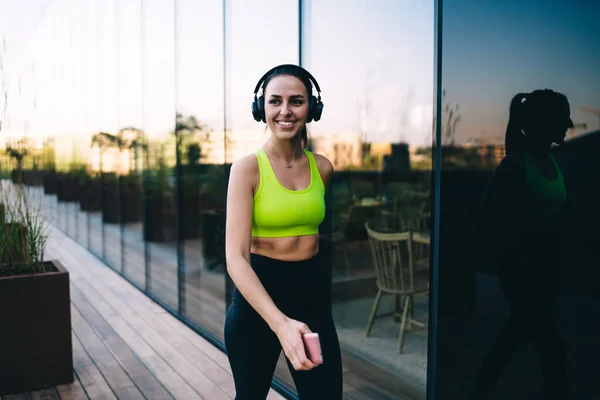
[0,179,73,395]
[5,139,29,185]
[78,167,102,212]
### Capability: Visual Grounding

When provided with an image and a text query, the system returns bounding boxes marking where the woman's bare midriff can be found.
[251,234,319,262]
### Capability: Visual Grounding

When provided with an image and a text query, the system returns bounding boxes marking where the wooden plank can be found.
[101,285,233,389]
[30,388,61,400]
[48,247,206,400]
[56,250,231,400]
[342,352,425,400]
[55,372,89,400]
[69,285,174,400]
[70,332,118,400]
[45,219,417,400]
[62,279,201,400]
[70,305,146,400]
[2,393,32,400]
[44,231,299,400]
[342,370,407,400]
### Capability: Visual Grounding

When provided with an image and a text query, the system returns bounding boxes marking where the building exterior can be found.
[1,1,599,399]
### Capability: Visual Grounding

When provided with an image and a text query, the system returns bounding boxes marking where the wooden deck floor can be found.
[2,225,284,400]
[11,188,423,400]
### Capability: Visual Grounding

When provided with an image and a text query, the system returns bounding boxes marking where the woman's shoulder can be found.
[489,152,527,191]
[311,152,334,171]
[496,152,526,175]
[308,152,334,187]
[230,153,260,179]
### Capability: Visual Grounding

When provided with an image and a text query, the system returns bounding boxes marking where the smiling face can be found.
[263,75,309,143]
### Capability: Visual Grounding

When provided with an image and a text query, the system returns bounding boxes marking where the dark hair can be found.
[261,65,313,148]
[504,89,570,155]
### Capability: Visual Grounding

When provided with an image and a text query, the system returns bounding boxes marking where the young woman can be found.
[468,89,574,399]
[224,64,343,399]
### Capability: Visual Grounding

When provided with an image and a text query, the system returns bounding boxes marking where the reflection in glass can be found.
[117,0,145,288]
[142,0,178,310]
[176,0,227,341]
[97,0,122,271]
[303,0,434,397]
[85,0,103,258]
[435,1,600,399]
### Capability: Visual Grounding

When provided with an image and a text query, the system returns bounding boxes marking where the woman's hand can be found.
[274,318,317,371]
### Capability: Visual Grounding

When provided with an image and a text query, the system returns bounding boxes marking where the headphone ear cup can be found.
[251,96,266,122]
[312,96,324,122]
[251,98,261,122]
[257,96,266,122]
[306,96,315,123]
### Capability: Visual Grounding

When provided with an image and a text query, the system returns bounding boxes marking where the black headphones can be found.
[251,64,324,123]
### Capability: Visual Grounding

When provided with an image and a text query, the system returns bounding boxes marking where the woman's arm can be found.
[466,154,527,267]
[554,154,600,247]
[225,155,287,331]
[313,153,335,190]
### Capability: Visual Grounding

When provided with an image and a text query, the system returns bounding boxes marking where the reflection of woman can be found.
[468,90,573,399]
[224,64,343,399]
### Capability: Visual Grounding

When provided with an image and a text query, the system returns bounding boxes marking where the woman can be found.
[467,89,573,399]
[224,64,343,399]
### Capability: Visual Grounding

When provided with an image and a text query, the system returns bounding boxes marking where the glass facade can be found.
[1,1,433,398]
[434,1,600,399]
[2,0,598,399]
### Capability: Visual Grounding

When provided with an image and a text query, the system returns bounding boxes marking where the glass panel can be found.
[64,3,78,241]
[304,0,434,397]
[67,1,89,247]
[86,0,103,258]
[97,0,122,271]
[118,0,146,289]
[142,0,178,310]
[176,0,226,338]
[225,0,300,393]
[52,4,70,235]
[436,1,600,399]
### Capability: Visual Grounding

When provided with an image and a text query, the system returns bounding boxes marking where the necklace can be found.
[264,147,299,169]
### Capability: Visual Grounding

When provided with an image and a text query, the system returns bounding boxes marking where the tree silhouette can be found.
[91,128,144,174]
[175,113,213,165]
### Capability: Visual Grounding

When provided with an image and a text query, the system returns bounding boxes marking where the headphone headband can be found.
[253,64,322,97]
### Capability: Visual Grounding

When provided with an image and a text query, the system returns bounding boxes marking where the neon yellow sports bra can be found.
[251,148,326,238]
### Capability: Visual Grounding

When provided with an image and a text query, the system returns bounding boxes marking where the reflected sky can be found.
[1,0,434,148]
[444,0,600,142]
[2,0,598,150]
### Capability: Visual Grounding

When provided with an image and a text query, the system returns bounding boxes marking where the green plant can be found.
[68,159,88,180]
[0,180,49,276]
[442,89,461,146]
[40,138,57,173]
[145,142,171,196]
[5,138,31,182]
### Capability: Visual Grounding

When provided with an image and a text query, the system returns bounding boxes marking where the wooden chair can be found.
[364,222,429,353]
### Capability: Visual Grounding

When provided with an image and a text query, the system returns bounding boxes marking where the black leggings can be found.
[224,253,343,400]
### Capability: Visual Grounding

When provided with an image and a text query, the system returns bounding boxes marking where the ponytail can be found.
[504,93,528,155]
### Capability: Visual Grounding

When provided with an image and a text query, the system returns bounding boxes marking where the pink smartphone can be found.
[302,333,323,365]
